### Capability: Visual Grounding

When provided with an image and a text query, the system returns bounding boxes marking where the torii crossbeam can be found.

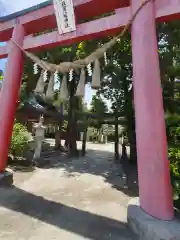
[0,0,179,57]
[0,0,178,221]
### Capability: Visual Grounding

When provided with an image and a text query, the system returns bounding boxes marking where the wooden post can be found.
[114,116,119,162]
[131,0,174,220]
[82,130,87,156]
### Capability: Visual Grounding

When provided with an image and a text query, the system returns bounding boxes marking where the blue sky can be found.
[0,42,6,75]
[0,0,95,107]
[0,0,47,15]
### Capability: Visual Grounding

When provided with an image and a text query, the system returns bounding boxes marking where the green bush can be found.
[168,147,180,207]
[9,122,32,157]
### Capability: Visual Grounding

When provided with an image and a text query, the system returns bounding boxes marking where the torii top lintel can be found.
[0,0,179,59]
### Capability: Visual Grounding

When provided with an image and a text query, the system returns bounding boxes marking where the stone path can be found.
[0,143,137,240]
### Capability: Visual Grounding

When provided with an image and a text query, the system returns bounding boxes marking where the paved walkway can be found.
[0,143,137,240]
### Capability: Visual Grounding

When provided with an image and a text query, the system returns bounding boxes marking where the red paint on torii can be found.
[0,0,129,42]
[0,0,178,221]
[0,0,179,58]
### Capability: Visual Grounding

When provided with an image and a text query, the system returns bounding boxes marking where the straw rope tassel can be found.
[59,75,69,100]
[91,59,101,89]
[75,68,86,97]
[34,70,46,94]
[46,73,55,99]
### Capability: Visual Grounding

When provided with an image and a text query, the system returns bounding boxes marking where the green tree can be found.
[90,95,108,115]
[89,95,108,142]
[158,21,180,114]
[97,36,136,162]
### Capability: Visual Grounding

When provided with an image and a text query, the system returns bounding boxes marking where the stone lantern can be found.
[33,115,46,163]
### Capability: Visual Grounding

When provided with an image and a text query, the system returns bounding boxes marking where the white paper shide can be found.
[53,0,76,34]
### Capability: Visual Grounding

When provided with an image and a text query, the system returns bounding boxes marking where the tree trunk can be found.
[68,116,78,157]
[82,129,87,156]
[122,76,137,164]
[128,124,137,164]
[114,117,119,163]
[66,79,78,157]
[55,123,62,150]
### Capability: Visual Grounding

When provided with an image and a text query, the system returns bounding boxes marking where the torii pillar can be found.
[0,23,24,177]
[131,0,174,220]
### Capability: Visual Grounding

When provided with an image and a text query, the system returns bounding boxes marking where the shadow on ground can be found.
[0,186,135,240]
[38,147,139,198]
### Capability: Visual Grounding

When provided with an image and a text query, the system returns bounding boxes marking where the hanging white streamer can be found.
[33,63,38,74]
[69,69,73,82]
[104,52,108,65]
[43,70,48,81]
[54,70,59,82]
[87,63,92,76]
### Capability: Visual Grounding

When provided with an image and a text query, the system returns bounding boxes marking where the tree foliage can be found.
[157,21,180,206]
[90,95,108,115]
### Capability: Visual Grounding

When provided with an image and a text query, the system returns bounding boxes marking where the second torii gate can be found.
[0,0,179,221]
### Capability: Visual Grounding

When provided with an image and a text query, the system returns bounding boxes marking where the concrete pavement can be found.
[0,143,136,240]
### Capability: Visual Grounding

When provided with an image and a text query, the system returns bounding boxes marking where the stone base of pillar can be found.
[0,169,13,186]
[128,198,180,240]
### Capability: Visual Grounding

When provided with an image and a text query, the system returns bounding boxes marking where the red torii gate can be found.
[0,0,178,221]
